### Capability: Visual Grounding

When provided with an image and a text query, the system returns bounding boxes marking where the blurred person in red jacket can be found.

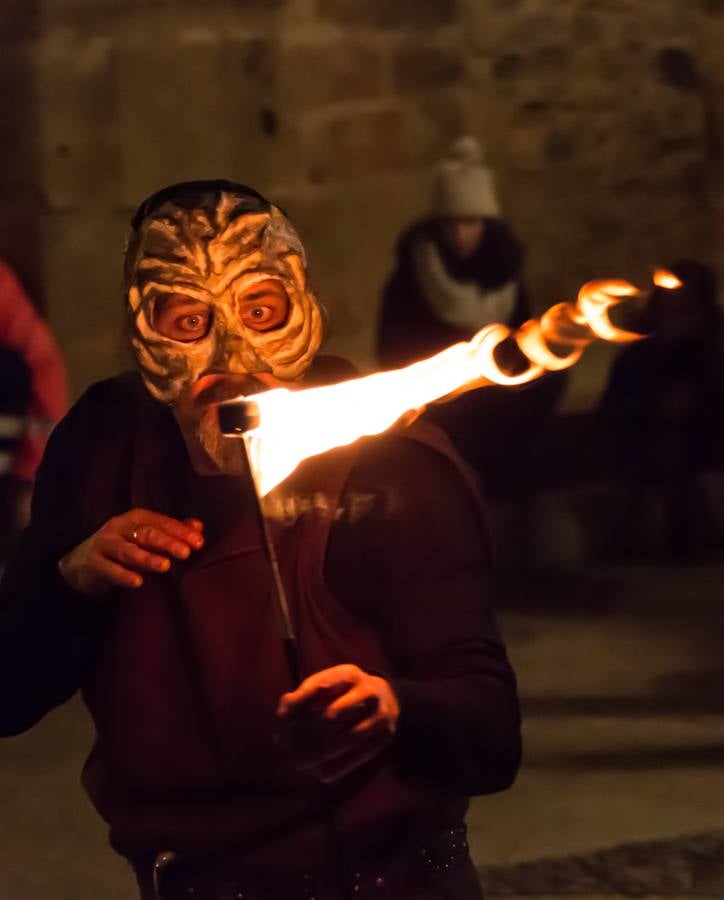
[0,259,68,531]
[0,261,68,526]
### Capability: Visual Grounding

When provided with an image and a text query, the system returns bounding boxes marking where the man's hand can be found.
[276,664,400,784]
[58,508,204,597]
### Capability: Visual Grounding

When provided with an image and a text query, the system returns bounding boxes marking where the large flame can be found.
[235,275,669,496]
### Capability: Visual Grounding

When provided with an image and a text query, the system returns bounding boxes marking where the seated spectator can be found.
[378,135,529,367]
[599,259,724,560]
[377,136,565,497]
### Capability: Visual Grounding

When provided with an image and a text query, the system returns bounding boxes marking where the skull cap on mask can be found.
[125,179,324,403]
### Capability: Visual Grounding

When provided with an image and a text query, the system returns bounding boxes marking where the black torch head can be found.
[217,398,261,436]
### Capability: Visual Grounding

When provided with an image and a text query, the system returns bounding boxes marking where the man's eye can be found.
[178,313,208,333]
[245,306,274,325]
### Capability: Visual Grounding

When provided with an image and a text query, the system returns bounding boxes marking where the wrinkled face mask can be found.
[125,187,324,404]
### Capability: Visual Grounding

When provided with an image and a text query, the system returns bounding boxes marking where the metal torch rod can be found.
[239,435,353,900]
[240,436,302,687]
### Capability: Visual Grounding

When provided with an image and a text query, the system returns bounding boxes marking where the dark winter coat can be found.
[377,218,529,369]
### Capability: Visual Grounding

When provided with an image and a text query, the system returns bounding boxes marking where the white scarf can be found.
[412,235,518,331]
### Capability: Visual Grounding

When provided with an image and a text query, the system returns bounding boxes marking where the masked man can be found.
[0,181,520,900]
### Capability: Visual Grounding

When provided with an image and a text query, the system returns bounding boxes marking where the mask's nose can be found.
[212,330,272,376]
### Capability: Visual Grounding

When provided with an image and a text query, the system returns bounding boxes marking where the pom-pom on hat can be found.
[432,136,500,218]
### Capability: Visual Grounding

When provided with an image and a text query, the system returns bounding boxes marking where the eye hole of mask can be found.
[239,279,290,333]
[154,293,213,343]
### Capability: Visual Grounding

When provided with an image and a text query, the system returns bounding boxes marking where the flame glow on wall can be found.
[230,273,681,496]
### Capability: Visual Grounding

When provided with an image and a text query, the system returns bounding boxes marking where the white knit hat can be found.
[432,136,500,218]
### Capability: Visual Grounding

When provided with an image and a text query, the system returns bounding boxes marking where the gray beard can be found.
[196,405,249,475]
[191,374,267,476]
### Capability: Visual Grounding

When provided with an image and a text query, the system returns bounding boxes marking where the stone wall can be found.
[462,0,724,407]
[1,0,724,405]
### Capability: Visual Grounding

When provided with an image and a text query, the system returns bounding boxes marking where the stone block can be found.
[655,46,701,91]
[572,8,609,44]
[280,169,432,369]
[0,43,40,193]
[302,92,465,183]
[415,92,466,160]
[466,4,573,56]
[33,31,120,211]
[0,0,41,40]
[640,92,705,146]
[236,35,278,89]
[280,40,385,109]
[316,0,457,31]
[508,124,547,172]
[42,0,288,27]
[42,211,131,395]
[392,43,464,94]
[302,105,408,182]
[115,28,234,209]
[220,33,309,194]
[543,129,575,164]
[492,53,523,81]
[487,46,573,107]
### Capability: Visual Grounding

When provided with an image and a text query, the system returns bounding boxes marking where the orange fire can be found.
[236,275,665,496]
[653,269,683,290]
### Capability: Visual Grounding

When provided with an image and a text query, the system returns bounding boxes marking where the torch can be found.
[215,272,677,680]
[218,399,302,685]
[217,399,354,900]
[216,273,682,499]
[215,269,682,899]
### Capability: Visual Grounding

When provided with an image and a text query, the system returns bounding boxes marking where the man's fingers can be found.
[129,525,196,560]
[278,680,353,717]
[323,686,379,722]
[352,710,395,736]
[120,509,205,550]
[59,509,206,599]
[278,665,365,715]
[103,537,172,573]
[93,555,143,590]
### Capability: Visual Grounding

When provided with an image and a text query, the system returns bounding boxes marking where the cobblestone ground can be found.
[481,830,724,895]
[1,562,723,899]
[470,563,724,898]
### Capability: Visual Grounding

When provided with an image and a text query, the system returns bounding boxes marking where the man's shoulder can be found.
[80,370,146,402]
[76,371,147,412]
[61,371,150,442]
[341,420,491,559]
[352,418,484,506]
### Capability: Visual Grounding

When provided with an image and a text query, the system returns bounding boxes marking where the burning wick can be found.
[218,275,662,497]
[653,269,683,291]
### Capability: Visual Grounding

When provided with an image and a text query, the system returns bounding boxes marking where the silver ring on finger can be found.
[129,527,140,543]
